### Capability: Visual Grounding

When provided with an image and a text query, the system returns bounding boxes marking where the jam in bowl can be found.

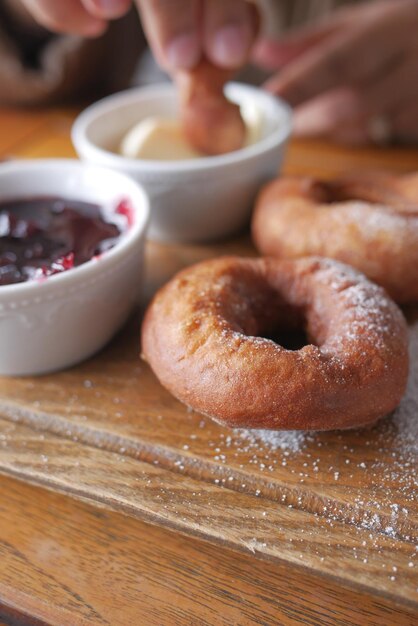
[0,196,127,286]
[0,160,149,376]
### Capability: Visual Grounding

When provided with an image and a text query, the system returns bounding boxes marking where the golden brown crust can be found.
[252,173,418,303]
[141,256,409,431]
[176,60,245,156]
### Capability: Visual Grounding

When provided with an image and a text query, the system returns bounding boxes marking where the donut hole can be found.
[255,303,314,351]
[246,297,312,351]
[221,265,318,351]
[261,326,310,351]
[307,178,418,213]
[307,180,378,205]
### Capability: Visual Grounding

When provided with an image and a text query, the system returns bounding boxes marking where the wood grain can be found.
[0,240,416,608]
[1,298,417,547]
[0,339,416,611]
[0,108,417,624]
[0,474,416,626]
[284,139,418,178]
[0,109,50,156]
[7,109,77,160]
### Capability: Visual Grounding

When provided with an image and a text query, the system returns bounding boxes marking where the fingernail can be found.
[91,0,129,18]
[211,23,249,68]
[253,40,297,70]
[165,33,201,70]
[83,19,108,37]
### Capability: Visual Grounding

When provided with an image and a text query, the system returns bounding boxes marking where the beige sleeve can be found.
[0,6,145,106]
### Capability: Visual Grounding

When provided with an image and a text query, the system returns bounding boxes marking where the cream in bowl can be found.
[72,83,292,243]
[119,99,262,161]
[0,160,149,376]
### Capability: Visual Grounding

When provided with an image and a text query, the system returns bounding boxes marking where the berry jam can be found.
[0,197,122,286]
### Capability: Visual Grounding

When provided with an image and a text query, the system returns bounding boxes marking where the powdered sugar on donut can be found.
[142,256,408,430]
[332,202,413,233]
[253,175,418,302]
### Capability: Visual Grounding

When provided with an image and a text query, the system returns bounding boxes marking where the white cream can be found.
[120,118,201,160]
[119,101,262,161]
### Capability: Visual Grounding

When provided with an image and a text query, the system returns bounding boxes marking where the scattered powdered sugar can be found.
[332,201,411,235]
[233,427,311,453]
[190,323,417,582]
[391,321,418,454]
[232,322,417,458]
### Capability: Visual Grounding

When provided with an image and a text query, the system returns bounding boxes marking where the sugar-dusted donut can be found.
[141,256,408,430]
[176,60,245,156]
[252,173,418,303]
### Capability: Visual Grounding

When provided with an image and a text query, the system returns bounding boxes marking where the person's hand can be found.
[18,0,258,70]
[18,0,131,37]
[254,0,418,145]
[136,0,258,70]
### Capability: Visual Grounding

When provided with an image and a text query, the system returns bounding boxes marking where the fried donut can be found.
[252,172,418,303]
[141,256,408,431]
[176,59,246,156]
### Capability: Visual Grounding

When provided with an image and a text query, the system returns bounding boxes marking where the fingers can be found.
[260,0,418,145]
[25,0,257,70]
[20,0,107,35]
[292,87,418,146]
[135,0,202,70]
[291,88,372,145]
[292,43,418,142]
[292,88,363,139]
[203,0,258,69]
[265,1,418,106]
[81,0,132,19]
[292,88,370,145]
[265,29,388,106]
[135,0,257,72]
[252,10,351,70]
[253,37,323,71]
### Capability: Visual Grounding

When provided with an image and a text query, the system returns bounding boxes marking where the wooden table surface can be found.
[0,107,417,626]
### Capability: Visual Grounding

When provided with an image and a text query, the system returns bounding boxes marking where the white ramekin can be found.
[72,83,292,243]
[0,159,149,376]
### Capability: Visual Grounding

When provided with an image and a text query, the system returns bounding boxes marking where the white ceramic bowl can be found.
[72,83,292,242]
[0,160,149,376]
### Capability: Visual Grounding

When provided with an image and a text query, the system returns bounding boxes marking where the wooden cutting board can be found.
[0,235,416,611]
[0,112,417,613]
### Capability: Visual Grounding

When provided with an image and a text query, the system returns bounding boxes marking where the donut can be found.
[141,256,408,431]
[176,60,246,155]
[252,172,418,303]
